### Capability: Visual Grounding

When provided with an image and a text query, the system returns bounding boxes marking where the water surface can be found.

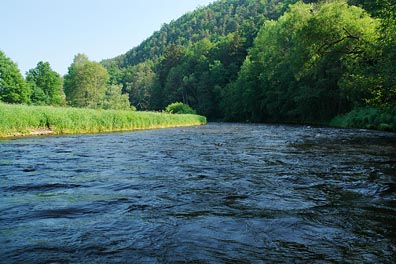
[1,123,395,263]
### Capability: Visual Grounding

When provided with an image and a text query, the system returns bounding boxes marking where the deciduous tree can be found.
[26,61,65,105]
[101,84,131,110]
[64,54,109,108]
[226,1,378,123]
[0,51,30,104]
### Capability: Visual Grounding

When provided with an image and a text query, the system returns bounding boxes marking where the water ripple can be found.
[1,124,395,263]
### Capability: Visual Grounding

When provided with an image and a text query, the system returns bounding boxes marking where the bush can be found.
[330,107,396,131]
[165,102,196,114]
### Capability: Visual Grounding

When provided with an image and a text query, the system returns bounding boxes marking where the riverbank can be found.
[0,103,207,138]
[330,107,396,131]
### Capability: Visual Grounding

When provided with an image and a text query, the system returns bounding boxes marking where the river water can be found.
[1,123,395,263]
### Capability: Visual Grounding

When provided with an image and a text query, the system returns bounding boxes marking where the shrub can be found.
[330,107,396,131]
[165,102,196,114]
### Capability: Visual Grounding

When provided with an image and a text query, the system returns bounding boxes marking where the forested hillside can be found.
[1,0,394,129]
[102,0,295,69]
[101,0,298,117]
[101,0,395,129]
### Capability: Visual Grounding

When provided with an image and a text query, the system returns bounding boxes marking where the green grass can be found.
[330,107,396,131]
[0,102,207,137]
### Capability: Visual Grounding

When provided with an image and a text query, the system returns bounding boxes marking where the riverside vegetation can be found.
[1,0,395,131]
[0,102,206,138]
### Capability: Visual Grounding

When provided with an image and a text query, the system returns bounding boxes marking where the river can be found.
[1,123,395,263]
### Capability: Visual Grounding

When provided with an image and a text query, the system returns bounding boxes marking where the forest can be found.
[1,0,395,130]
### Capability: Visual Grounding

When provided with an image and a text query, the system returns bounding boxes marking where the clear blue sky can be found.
[2,0,214,76]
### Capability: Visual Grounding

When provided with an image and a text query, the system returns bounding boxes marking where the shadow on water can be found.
[1,123,395,263]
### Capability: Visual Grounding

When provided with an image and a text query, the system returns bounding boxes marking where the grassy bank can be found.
[0,103,206,138]
[330,107,396,131]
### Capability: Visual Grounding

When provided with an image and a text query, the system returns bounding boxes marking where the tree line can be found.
[0,51,131,110]
[1,0,395,127]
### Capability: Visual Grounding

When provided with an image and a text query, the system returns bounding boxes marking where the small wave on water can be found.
[1,124,395,263]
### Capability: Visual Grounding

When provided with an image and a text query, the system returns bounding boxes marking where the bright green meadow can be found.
[0,102,206,137]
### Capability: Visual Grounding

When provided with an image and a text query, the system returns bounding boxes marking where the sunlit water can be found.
[1,123,395,263]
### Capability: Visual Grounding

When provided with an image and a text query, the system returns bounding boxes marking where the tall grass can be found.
[330,107,396,131]
[0,102,206,137]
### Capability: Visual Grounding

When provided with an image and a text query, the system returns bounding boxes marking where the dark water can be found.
[1,123,395,263]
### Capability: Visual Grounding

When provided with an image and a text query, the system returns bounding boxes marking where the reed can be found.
[0,102,206,137]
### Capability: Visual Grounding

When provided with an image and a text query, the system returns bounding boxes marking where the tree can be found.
[364,0,396,108]
[150,44,186,109]
[293,1,378,121]
[165,102,196,114]
[226,1,378,123]
[64,54,109,108]
[0,50,30,104]
[379,0,396,107]
[101,84,131,110]
[122,61,155,110]
[26,61,65,105]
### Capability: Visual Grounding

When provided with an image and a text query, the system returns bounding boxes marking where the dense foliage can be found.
[101,0,283,69]
[64,54,110,108]
[0,51,30,104]
[64,54,130,110]
[1,0,394,130]
[26,61,65,106]
[102,0,296,117]
[330,107,396,131]
[165,102,197,114]
[100,0,394,128]
[225,1,378,123]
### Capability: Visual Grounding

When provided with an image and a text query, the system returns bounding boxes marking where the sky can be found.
[2,0,214,76]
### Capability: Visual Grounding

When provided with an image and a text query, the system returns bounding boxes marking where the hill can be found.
[102,0,296,69]
[101,0,395,129]
[102,0,298,117]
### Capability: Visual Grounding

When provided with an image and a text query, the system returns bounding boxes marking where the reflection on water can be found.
[1,123,395,263]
